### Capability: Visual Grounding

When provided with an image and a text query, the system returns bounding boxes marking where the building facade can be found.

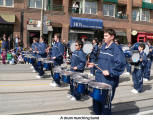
[0,0,153,47]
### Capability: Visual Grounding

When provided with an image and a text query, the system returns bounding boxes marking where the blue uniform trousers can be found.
[132,68,143,92]
[126,62,131,73]
[144,60,152,80]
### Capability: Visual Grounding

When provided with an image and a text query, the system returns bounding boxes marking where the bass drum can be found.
[83,41,93,54]
[144,44,149,55]
[121,45,129,52]
[131,51,140,63]
[70,41,76,52]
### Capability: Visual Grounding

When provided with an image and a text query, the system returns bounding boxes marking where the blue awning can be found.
[70,17,103,29]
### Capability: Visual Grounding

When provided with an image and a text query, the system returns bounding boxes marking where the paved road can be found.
[0,64,153,115]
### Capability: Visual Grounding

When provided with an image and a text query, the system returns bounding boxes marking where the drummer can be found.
[88,29,126,115]
[69,40,86,101]
[30,37,39,72]
[143,41,153,81]
[36,35,47,79]
[49,33,65,86]
[131,43,147,94]
[89,38,99,75]
[125,42,132,75]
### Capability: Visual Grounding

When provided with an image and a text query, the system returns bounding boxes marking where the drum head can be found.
[122,45,129,52]
[74,78,93,84]
[83,42,93,54]
[61,71,73,76]
[53,66,62,73]
[144,44,149,55]
[70,42,76,52]
[131,51,140,62]
[88,82,112,90]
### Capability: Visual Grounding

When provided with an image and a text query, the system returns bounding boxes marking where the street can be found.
[0,64,153,115]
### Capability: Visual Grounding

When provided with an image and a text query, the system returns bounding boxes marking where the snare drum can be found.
[37,58,43,67]
[61,71,73,84]
[88,82,112,102]
[131,51,140,63]
[73,78,93,94]
[43,60,51,70]
[29,56,36,64]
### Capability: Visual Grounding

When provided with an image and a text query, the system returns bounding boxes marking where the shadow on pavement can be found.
[112,101,139,115]
[142,84,152,92]
[119,76,131,83]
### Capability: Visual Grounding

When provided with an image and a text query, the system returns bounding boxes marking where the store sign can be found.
[28,19,51,26]
[70,17,103,29]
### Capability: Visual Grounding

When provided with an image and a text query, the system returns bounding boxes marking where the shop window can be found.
[29,0,42,9]
[103,4,116,17]
[0,0,14,7]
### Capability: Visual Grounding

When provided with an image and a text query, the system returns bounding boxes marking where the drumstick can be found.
[94,64,104,72]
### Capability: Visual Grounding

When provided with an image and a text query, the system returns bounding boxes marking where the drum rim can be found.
[88,82,112,89]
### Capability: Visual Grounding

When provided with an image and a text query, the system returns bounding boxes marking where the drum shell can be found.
[73,79,91,94]
[43,62,51,70]
[88,82,112,103]
[29,57,36,64]
[124,50,132,58]
[61,75,71,84]
[53,72,61,80]
[88,86,109,103]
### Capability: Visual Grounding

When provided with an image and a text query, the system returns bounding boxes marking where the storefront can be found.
[0,14,15,38]
[69,17,103,42]
[27,19,53,46]
[115,29,127,44]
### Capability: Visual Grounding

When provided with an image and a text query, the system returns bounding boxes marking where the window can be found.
[132,8,140,21]
[85,0,97,14]
[103,4,115,17]
[0,0,14,7]
[132,8,150,22]
[141,10,150,21]
[29,0,42,9]
[143,0,151,3]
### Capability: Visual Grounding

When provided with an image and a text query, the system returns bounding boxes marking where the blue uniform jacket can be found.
[31,42,39,51]
[138,51,147,69]
[90,44,98,62]
[37,42,47,58]
[95,43,126,87]
[147,46,153,61]
[70,49,86,72]
[50,41,64,65]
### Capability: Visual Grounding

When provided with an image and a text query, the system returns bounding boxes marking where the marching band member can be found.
[89,38,99,75]
[131,43,147,94]
[125,42,132,75]
[143,41,153,81]
[36,36,47,79]
[88,29,126,115]
[49,33,65,86]
[69,40,86,101]
[30,37,39,72]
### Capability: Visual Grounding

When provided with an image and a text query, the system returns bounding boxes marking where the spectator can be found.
[14,34,19,48]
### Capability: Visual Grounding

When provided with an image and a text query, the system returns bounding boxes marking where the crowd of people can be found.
[1,29,153,115]
[0,34,23,64]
